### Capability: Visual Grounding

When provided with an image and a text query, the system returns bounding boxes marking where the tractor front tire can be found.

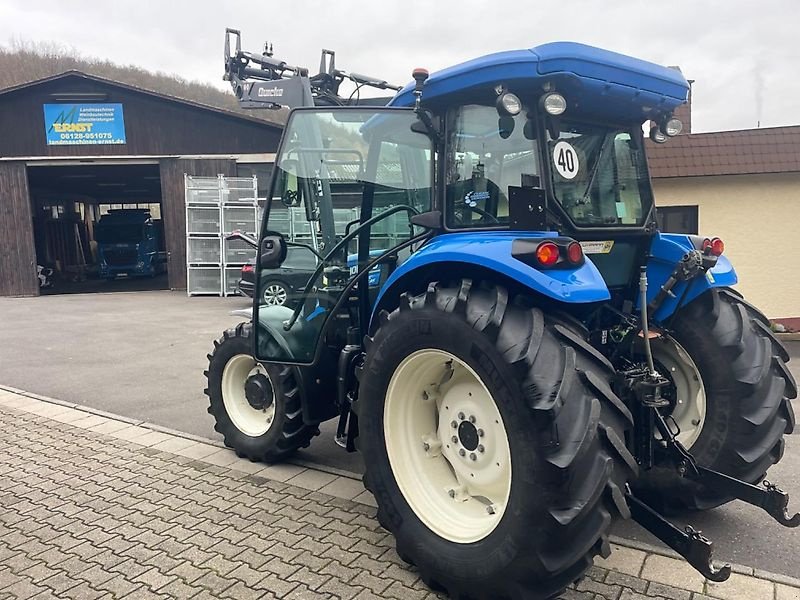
[634,288,796,511]
[356,281,637,600]
[204,322,319,463]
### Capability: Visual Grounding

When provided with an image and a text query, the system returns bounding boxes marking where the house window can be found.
[657,205,698,234]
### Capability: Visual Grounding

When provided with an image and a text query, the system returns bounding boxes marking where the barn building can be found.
[0,70,281,296]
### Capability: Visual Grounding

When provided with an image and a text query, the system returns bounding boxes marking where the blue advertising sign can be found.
[43,104,126,145]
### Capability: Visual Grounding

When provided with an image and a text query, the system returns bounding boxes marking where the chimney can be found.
[668,67,692,134]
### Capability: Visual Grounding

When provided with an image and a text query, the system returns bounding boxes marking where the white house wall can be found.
[653,172,800,321]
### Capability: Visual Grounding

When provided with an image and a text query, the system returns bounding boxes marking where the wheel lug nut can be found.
[451,436,458,444]
[458,412,465,421]
[459,449,466,457]
[478,445,485,453]
[469,415,476,423]
[451,420,458,429]
[486,505,496,515]
[423,442,430,451]
[448,489,455,498]
[469,453,477,461]
[477,429,484,437]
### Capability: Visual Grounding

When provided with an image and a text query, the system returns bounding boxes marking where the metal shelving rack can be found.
[221,178,259,296]
[185,175,259,296]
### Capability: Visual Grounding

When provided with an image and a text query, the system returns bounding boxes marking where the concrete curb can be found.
[0,383,363,481]
[776,332,800,341]
[607,535,800,588]
[2,382,799,595]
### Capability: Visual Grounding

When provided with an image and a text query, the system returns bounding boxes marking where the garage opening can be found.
[27,163,168,294]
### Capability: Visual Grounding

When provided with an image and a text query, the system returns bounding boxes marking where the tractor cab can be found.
[252,42,690,366]
[206,35,796,599]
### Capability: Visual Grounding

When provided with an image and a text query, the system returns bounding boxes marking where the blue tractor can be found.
[206,32,797,599]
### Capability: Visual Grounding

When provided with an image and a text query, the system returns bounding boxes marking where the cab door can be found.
[254,108,432,365]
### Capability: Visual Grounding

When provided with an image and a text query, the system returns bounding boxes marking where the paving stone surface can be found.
[0,391,799,600]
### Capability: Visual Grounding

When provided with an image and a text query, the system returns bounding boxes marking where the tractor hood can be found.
[390,42,689,122]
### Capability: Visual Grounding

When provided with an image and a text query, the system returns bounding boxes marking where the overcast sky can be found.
[1,0,797,133]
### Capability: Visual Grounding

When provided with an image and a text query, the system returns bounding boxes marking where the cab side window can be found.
[445,104,540,228]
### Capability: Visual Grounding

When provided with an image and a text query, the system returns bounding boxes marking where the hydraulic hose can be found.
[639,267,657,377]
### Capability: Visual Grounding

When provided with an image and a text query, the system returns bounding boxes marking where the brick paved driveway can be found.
[1,389,799,600]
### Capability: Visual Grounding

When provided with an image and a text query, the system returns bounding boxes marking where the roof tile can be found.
[647,125,800,177]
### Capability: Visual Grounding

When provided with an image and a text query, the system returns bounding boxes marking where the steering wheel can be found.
[457,203,500,224]
[282,189,299,206]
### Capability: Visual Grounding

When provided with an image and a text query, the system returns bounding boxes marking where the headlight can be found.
[496,92,522,116]
[664,117,683,137]
[541,92,567,116]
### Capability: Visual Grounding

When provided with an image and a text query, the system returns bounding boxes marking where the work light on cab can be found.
[649,123,668,144]
[536,241,560,266]
[541,92,567,116]
[664,117,683,137]
[497,91,522,116]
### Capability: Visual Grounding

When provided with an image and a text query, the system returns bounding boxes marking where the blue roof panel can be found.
[390,42,689,121]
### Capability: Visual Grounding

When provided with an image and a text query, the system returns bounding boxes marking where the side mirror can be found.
[259,231,287,270]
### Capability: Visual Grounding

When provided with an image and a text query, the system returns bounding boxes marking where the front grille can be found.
[104,248,138,266]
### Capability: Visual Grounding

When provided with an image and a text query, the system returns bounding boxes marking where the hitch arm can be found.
[626,492,731,582]
[694,467,800,528]
[652,408,800,528]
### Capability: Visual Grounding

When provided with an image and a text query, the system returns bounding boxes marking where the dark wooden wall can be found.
[0,74,282,295]
[0,162,38,296]
[0,75,281,158]
[160,158,236,290]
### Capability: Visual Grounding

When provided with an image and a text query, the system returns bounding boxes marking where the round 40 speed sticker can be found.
[552,141,579,180]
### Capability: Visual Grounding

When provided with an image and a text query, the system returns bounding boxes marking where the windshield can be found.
[548,122,652,227]
[95,223,144,243]
[445,104,540,228]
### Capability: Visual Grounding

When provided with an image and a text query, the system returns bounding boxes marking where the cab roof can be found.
[390,42,689,122]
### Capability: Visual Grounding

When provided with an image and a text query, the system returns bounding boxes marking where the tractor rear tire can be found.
[634,288,796,511]
[356,280,637,600]
[204,322,319,463]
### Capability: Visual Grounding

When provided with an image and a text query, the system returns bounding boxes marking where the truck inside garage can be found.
[28,163,167,294]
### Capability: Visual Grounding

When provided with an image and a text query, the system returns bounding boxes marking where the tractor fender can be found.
[371,231,610,328]
[646,232,738,323]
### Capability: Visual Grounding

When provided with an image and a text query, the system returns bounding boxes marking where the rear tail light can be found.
[566,241,583,264]
[241,264,254,274]
[535,242,560,267]
[701,237,724,256]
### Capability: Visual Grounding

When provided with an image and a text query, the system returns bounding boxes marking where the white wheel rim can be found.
[263,284,288,306]
[221,354,276,437]
[384,349,512,544]
[651,337,707,449]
